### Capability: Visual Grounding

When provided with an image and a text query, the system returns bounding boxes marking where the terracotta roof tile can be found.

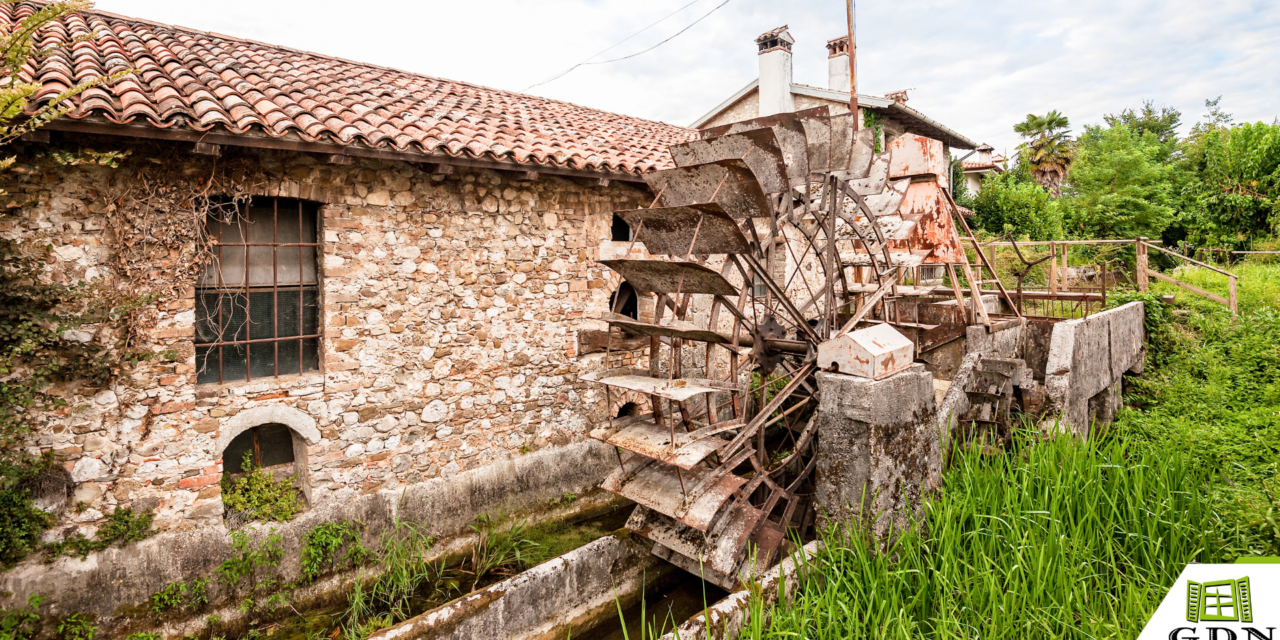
[5,1,694,174]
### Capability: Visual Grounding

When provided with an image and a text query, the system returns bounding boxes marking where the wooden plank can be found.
[1149,271,1229,306]
[1144,242,1234,277]
[1136,238,1149,293]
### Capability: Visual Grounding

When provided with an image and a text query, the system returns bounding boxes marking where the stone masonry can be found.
[0,137,654,535]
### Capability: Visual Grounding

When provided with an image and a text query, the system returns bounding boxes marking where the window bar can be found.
[273,198,279,378]
[298,200,304,373]
[217,211,225,384]
[243,207,251,381]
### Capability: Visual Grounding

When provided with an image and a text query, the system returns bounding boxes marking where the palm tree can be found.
[1014,111,1073,196]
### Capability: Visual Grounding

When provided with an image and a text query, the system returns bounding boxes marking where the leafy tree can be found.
[1187,120,1280,246]
[1064,124,1177,239]
[1105,101,1183,146]
[1014,110,1074,196]
[967,172,1064,241]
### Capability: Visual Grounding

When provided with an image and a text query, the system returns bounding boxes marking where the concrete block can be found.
[816,324,914,380]
[814,365,940,541]
[1042,301,1145,437]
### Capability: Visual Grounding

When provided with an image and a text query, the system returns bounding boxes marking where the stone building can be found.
[0,0,693,540]
[690,27,977,152]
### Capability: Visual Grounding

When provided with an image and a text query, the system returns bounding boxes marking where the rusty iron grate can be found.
[195,197,322,384]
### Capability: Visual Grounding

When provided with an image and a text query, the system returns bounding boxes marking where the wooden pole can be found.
[846,0,858,129]
[1049,241,1058,295]
[1061,243,1069,291]
[1229,275,1238,315]
[1136,237,1149,293]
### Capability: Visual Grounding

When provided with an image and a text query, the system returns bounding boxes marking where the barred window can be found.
[195,198,321,384]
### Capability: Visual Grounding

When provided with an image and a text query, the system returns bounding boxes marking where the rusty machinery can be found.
[582,106,1018,589]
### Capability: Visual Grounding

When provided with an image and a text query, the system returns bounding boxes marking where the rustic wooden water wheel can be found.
[584,106,970,589]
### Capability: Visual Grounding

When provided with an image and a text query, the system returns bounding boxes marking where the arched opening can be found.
[220,422,310,525]
[615,402,640,419]
[608,282,639,320]
[223,423,296,474]
[611,213,632,242]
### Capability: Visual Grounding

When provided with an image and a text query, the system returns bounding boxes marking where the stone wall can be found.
[0,136,652,537]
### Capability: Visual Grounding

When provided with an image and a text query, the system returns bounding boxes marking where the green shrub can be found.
[42,508,154,561]
[300,521,369,584]
[55,614,95,640]
[221,453,304,524]
[0,594,44,640]
[0,485,52,568]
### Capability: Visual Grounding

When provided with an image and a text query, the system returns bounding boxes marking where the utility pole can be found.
[846,0,858,130]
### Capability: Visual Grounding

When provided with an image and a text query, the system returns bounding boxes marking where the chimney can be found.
[976,143,994,165]
[826,36,850,92]
[756,26,794,117]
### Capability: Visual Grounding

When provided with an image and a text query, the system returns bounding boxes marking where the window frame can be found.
[195,197,324,385]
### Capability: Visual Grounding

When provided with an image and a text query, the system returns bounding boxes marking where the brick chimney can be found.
[826,36,850,92]
[756,26,794,117]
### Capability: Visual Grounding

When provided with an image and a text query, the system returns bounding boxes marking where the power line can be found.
[523,0,732,92]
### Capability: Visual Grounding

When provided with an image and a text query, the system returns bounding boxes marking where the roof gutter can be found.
[38,118,651,184]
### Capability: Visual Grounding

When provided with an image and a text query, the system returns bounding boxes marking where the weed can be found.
[216,527,284,616]
[337,516,459,639]
[300,521,369,584]
[123,634,160,640]
[0,594,44,640]
[465,515,538,591]
[149,582,184,615]
[42,507,154,561]
[221,453,304,524]
[548,492,577,507]
[56,614,96,640]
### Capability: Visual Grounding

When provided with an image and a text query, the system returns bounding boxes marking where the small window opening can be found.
[611,214,633,242]
[223,423,296,474]
[609,282,639,320]
[615,402,640,419]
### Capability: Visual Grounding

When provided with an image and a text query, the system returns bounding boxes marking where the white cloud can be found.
[95,0,1280,153]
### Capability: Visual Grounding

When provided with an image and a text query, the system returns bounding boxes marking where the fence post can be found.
[1229,275,1238,315]
[1049,241,1058,295]
[1136,237,1149,292]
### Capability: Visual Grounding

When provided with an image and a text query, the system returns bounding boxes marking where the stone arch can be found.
[217,405,319,453]
[217,405,318,505]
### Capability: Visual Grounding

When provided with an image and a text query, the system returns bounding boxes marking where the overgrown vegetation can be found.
[221,453,305,525]
[748,262,1279,638]
[0,595,43,640]
[748,431,1216,639]
[41,507,154,561]
[299,521,369,584]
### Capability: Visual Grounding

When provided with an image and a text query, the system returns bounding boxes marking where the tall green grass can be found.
[1117,261,1280,557]
[746,433,1220,639]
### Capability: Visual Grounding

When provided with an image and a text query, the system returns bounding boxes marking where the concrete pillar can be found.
[756,27,795,117]
[814,364,942,541]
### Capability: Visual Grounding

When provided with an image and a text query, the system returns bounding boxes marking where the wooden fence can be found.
[959,237,1239,315]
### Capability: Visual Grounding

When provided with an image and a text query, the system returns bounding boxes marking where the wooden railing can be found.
[1137,238,1238,314]
[957,237,1240,316]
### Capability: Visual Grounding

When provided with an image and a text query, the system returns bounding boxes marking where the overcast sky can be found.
[95,0,1280,155]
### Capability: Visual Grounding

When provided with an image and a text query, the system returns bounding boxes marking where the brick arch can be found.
[607,390,650,419]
